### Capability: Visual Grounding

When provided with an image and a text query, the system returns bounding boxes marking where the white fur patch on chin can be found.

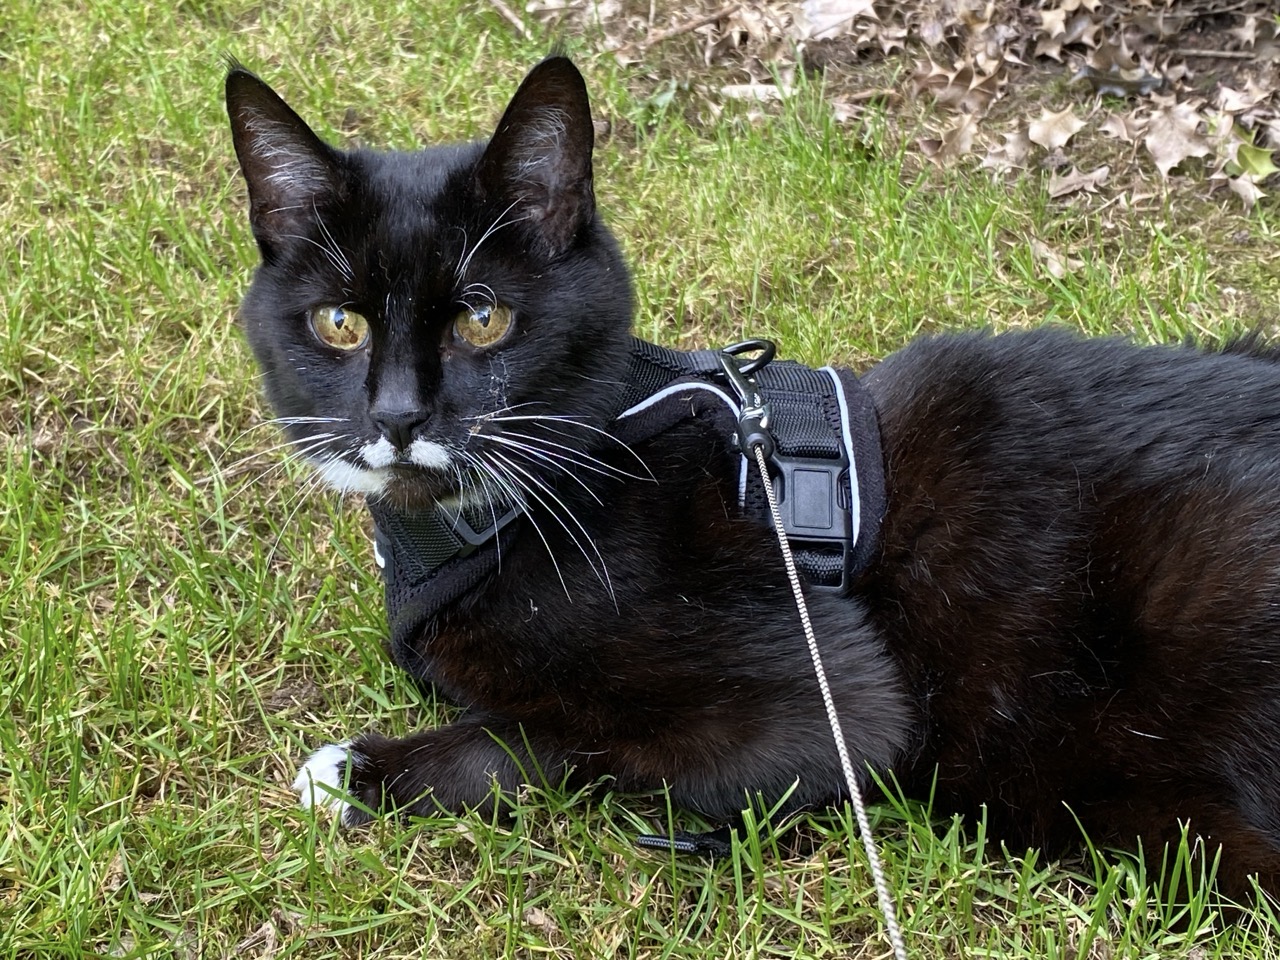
[311,457,389,496]
[293,741,356,819]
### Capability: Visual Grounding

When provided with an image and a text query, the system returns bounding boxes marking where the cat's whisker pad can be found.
[361,437,397,469]
[407,439,452,470]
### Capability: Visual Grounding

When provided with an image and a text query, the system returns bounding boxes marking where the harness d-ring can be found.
[720,338,776,376]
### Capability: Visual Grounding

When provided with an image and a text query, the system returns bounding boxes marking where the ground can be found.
[3,1,1280,958]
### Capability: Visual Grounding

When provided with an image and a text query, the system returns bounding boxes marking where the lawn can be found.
[3,0,1279,957]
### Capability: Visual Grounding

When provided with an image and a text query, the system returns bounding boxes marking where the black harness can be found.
[368,337,886,660]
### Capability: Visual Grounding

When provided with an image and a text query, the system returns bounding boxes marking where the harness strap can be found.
[368,337,885,663]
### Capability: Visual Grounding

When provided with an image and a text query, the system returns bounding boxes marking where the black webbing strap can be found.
[368,337,885,658]
[367,499,519,665]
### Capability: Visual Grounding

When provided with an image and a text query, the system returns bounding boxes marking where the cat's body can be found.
[227,57,1280,899]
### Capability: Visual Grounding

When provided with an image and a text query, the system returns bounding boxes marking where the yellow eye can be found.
[311,306,369,351]
[454,304,513,348]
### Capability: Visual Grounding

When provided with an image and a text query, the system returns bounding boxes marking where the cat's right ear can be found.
[225,67,341,260]
[475,57,596,259]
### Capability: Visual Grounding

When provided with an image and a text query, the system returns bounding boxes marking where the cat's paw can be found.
[292,741,378,827]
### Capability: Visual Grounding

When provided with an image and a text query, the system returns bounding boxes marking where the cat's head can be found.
[226,57,633,510]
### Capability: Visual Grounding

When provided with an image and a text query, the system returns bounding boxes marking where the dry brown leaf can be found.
[1040,7,1067,39]
[1099,112,1146,143]
[982,129,1031,173]
[525,906,559,932]
[919,114,979,165]
[1227,175,1266,211]
[1144,101,1212,177]
[794,0,877,41]
[720,83,788,101]
[1048,164,1110,198]
[1231,16,1260,49]
[1130,10,1181,41]
[911,60,1004,115]
[1217,81,1269,114]
[1060,12,1101,49]
[1035,35,1065,62]
[1030,239,1083,280]
[1077,38,1162,97]
[1028,105,1086,151]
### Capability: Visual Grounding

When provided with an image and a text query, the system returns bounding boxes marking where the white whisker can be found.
[462,450,571,600]
[483,414,653,478]
[456,199,530,280]
[484,434,604,504]
[488,449,615,604]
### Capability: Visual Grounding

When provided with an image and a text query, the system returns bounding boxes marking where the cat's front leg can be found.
[292,715,572,825]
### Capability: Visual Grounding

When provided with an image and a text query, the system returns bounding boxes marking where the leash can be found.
[723,342,909,960]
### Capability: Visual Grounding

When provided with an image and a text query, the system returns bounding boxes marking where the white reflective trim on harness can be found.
[373,536,387,570]
[616,380,750,508]
[616,380,740,420]
[819,366,861,549]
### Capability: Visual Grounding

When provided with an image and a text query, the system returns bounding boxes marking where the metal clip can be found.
[718,339,777,458]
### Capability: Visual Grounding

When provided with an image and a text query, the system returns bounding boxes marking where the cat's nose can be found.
[373,409,429,453]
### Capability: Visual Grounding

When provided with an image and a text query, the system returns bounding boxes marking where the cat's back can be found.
[859,328,1280,865]
[863,327,1280,482]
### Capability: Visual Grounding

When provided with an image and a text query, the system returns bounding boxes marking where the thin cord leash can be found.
[718,340,907,959]
[752,444,908,960]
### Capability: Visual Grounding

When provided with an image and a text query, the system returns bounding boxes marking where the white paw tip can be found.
[293,741,354,816]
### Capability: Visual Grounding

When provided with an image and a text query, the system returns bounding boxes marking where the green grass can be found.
[3,1,1279,957]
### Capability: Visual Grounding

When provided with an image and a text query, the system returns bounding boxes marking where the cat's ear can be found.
[475,57,595,257]
[225,67,342,259]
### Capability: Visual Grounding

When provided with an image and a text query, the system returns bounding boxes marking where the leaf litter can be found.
[535,0,1280,213]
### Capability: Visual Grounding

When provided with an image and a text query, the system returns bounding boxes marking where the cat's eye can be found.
[454,304,513,349]
[311,305,369,351]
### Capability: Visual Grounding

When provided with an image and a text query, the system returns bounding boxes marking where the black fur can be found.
[227,58,1280,900]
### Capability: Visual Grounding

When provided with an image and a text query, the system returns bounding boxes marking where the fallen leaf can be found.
[1217,81,1269,114]
[1029,105,1086,151]
[1075,40,1163,98]
[1231,16,1260,49]
[1118,188,1158,210]
[1060,12,1101,49]
[1030,239,1084,279]
[524,906,559,932]
[982,129,1032,173]
[720,83,787,101]
[1234,142,1280,181]
[1048,164,1110,198]
[1130,10,1181,41]
[1040,7,1067,39]
[794,0,878,41]
[911,60,1004,115]
[1035,35,1065,61]
[1099,112,1146,143]
[918,114,979,165]
[1228,176,1266,211]
[1144,101,1212,177]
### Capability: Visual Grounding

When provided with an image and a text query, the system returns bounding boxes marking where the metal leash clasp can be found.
[718,339,777,457]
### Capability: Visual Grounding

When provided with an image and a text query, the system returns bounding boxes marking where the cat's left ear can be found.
[225,66,342,261]
[475,57,595,258]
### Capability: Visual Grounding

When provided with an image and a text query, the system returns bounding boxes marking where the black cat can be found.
[226,56,1280,900]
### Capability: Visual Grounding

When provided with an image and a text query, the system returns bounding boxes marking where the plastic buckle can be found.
[445,504,522,557]
[769,454,852,594]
